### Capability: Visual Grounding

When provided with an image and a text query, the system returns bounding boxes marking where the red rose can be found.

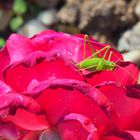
[0,30,140,139]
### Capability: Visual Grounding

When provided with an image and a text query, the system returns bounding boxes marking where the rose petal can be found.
[4,52,83,92]
[64,113,97,133]
[6,108,49,131]
[64,113,100,140]
[31,30,62,52]
[27,77,119,127]
[37,87,117,133]
[0,123,19,140]
[126,84,140,99]
[126,131,140,140]
[0,92,41,117]
[99,85,140,131]
[0,80,11,95]
[57,120,89,140]
[22,131,41,140]
[102,130,135,140]
[31,30,123,63]
[87,62,139,87]
[6,34,37,64]
[27,78,92,95]
[0,47,10,79]
[116,62,139,86]
[102,136,124,140]
[15,94,41,113]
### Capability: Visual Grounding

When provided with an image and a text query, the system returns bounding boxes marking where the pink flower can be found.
[0,30,140,139]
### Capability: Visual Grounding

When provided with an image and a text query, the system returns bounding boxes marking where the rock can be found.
[38,9,58,26]
[122,49,140,67]
[57,24,80,34]
[118,22,140,51]
[18,19,47,37]
[79,0,137,32]
[57,0,80,24]
[92,32,108,44]
[58,0,137,33]
[134,0,140,18]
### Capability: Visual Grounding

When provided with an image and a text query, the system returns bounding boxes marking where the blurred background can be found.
[0,0,140,67]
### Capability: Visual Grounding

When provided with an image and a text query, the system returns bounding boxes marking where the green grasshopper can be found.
[76,34,116,71]
[75,34,137,86]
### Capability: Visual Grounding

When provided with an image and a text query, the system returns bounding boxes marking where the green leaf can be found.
[10,16,23,31]
[0,38,5,48]
[13,0,27,15]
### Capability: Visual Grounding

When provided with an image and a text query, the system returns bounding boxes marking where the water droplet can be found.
[68,51,72,56]
[57,53,60,57]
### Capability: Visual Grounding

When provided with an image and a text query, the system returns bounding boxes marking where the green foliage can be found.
[0,38,5,48]
[1,0,44,34]
[10,0,27,31]
[10,16,23,31]
[13,0,27,15]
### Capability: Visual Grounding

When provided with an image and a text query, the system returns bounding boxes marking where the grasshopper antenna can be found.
[107,51,137,88]
[77,45,111,66]
[84,34,88,59]
[83,34,97,59]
